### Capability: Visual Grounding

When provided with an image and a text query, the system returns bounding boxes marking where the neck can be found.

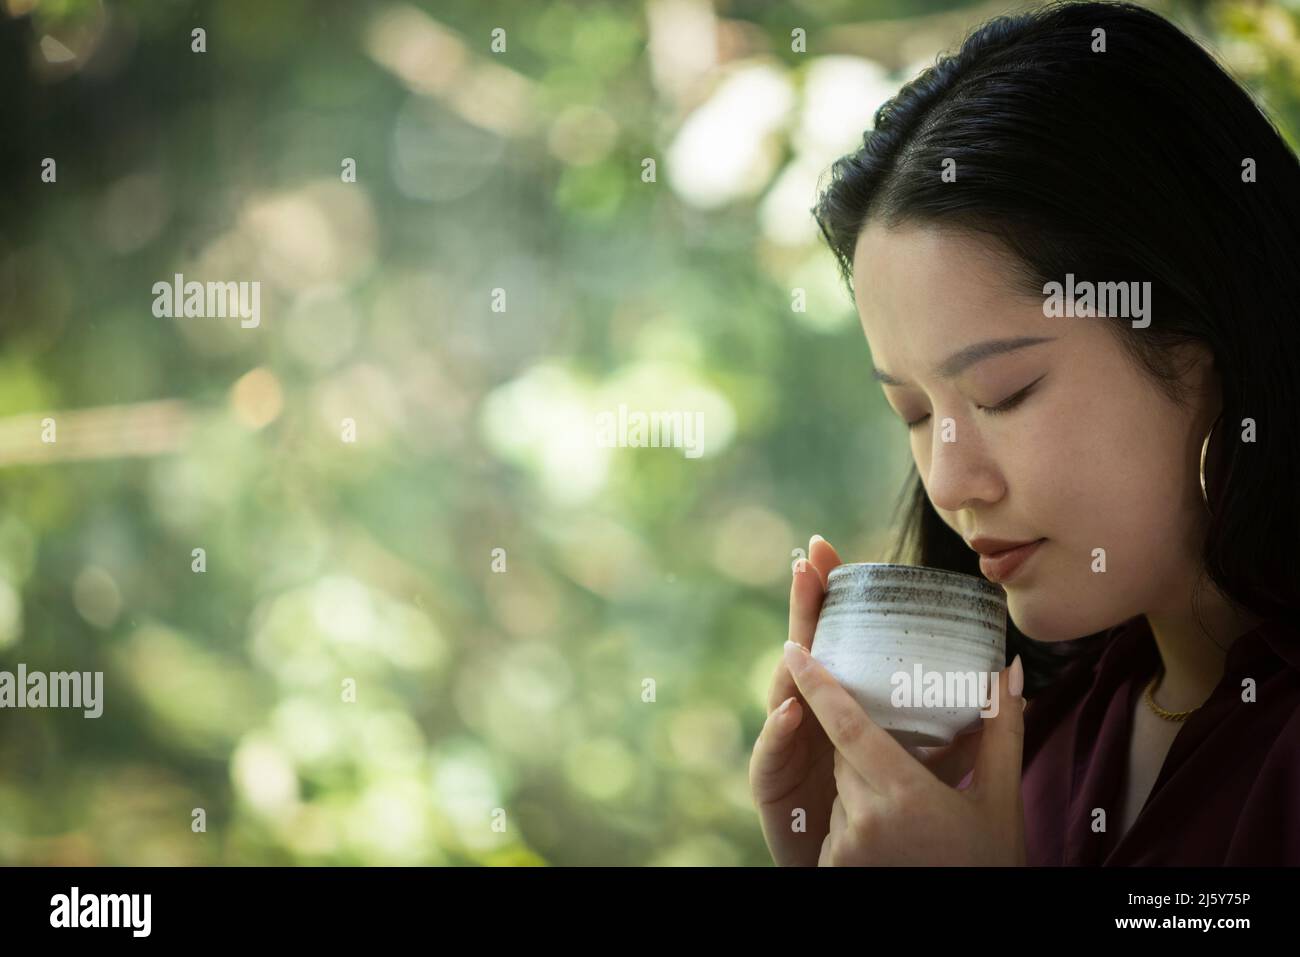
[1144,582,1266,712]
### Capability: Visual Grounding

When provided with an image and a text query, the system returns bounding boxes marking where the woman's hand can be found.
[782,633,1028,866]
[749,535,843,866]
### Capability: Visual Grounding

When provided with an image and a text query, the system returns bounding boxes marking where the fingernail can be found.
[1008,654,1024,698]
[777,696,795,715]
[784,640,811,672]
[793,557,808,576]
[809,533,825,551]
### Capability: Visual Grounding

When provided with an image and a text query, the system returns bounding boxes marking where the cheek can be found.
[1006,388,1203,639]
[1047,399,1195,546]
[1009,377,1162,534]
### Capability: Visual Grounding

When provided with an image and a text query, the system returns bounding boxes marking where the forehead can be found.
[851,221,1035,364]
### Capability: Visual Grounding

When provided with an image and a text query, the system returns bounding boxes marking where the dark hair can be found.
[811,0,1300,695]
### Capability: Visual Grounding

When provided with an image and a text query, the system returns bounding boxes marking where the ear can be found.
[1178,342,1220,405]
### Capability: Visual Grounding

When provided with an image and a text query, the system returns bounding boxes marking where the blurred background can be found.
[0,0,1296,865]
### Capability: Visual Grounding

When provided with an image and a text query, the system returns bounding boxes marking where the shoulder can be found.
[1225,694,1300,863]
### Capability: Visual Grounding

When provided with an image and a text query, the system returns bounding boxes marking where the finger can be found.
[970,654,1026,805]
[750,695,805,798]
[829,792,847,836]
[807,534,843,590]
[818,832,833,867]
[915,727,985,788]
[833,746,877,804]
[766,653,800,714]
[788,552,825,652]
[768,560,825,711]
[783,640,922,794]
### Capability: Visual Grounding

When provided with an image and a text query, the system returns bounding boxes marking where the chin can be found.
[1006,592,1108,643]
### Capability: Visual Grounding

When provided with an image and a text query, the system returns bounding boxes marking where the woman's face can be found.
[852,221,1218,642]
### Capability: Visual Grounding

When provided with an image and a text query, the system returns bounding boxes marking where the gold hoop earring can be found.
[1199,413,1223,513]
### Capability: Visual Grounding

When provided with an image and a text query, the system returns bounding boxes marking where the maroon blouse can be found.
[1020,613,1300,865]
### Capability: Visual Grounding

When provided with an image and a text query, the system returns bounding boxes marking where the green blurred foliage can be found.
[0,0,1295,865]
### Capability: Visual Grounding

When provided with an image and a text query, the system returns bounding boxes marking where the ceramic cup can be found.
[810,562,1007,747]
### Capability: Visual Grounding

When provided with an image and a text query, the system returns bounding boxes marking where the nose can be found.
[920,417,1006,514]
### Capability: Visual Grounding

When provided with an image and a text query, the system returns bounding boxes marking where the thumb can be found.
[970,654,1026,802]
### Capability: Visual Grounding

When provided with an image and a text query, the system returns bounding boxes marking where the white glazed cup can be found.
[810,562,1007,747]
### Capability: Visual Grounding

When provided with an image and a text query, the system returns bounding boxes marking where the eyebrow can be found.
[871,336,1057,387]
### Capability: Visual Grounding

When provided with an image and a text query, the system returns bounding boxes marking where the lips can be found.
[971,538,1046,583]
[967,536,1040,555]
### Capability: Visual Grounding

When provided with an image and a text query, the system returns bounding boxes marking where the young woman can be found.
[750,0,1300,865]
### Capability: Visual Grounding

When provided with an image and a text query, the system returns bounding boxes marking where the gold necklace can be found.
[1143,669,1198,722]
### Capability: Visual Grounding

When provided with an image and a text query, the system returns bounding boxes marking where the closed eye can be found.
[904,373,1046,431]
[977,372,1046,416]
